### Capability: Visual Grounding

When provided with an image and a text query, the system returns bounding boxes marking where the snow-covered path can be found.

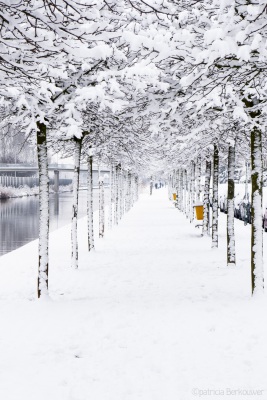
[0,188,266,399]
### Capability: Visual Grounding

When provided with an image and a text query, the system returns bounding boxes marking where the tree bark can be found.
[130,173,134,208]
[150,176,153,195]
[114,165,119,224]
[71,137,82,269]
[36,121,49,298]
[99,176,105,238]
[251,126,264,294]
[125,170,129,213]
[119,165,123,220]
[190,161,195,222]
[109,163,114,229]
[212,144,219,248]
[87,154,94,251]
[196,156,202,201]
[168,174,175,200]
[185,168,189,218]
[202,160,211,236]
[180,169,184,212]
[245,161,249,201]
[134,175,139,202]
[227,144,236,265]
[112,164,116,224]
[175,170,179,207]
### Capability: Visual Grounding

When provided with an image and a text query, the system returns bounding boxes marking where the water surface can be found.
[0,190,104,256]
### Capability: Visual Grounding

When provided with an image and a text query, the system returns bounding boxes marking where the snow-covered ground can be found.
[0,188,266,400]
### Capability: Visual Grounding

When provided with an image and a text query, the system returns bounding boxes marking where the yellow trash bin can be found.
[172,193,177,201]
[194,205,203,220]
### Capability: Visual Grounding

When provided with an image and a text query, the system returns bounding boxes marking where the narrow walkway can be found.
[0,189,266,400]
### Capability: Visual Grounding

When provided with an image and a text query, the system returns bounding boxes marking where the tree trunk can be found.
[174,170,178,206]
[180,169,183,212]
[135,175,139,202]
[177,169,181,210]
[168,174,175,200]
[245,161,249,201]
[71,137,82,269]
[196,156,202,201]
[150,176,153,195]
[112,164,116,224]
[114,165,119,224]
[125,171,129,213]
[36,121,49,298]
[212,144,219,248]
[123,170,127,215]
[202,160,211,236]
[130,173,134,208]
[227,144,236,265]
[109,163,114,229]
[190,161,195,222]
[87,154,94,251]
[126,172,130,211]
[99,176,105,238]
[251,126,264,294]
[119,165,124,220]
[184,169,189,218]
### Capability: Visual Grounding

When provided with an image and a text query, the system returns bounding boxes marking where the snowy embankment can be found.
[0,184,73,199]
[0,188,266,399]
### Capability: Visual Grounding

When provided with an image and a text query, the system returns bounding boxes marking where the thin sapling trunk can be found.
[71,137,82,269]
[202,160,211,236]
[99,175,105,238]
[251,126,264,295]
[37,121,49,298]
[227,144,236,265]
[87,154,94,251]
[212,144,219,248]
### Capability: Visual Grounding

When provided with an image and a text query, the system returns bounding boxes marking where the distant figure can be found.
[155,183,158,189]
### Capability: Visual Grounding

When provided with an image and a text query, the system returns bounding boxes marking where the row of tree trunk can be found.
[73,157,139,271]
[169,139,264,296]
[36,128,139,298]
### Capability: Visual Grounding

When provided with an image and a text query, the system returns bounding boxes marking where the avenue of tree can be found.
[0,0,266,297]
